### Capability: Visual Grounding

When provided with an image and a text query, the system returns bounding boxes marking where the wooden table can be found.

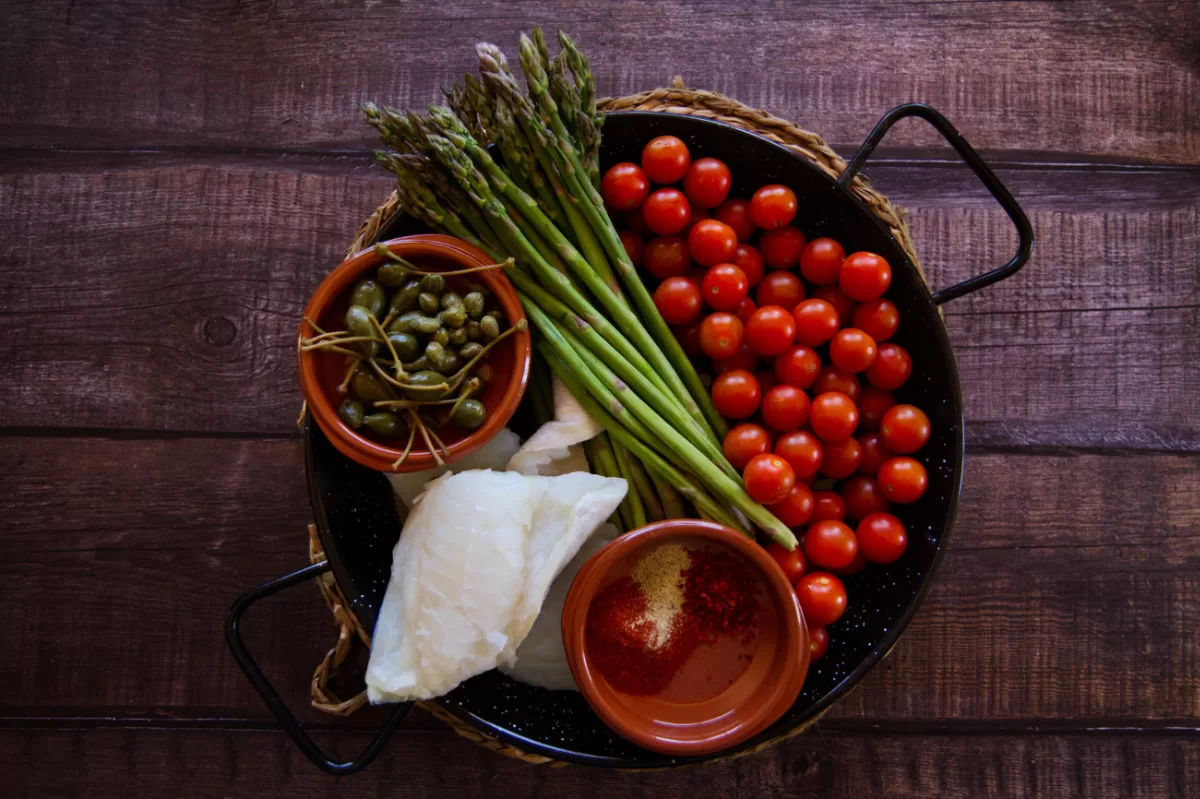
[2,2,1197,795]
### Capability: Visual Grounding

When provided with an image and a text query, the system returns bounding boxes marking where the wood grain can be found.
[1,156,1196,447]
[2,1,1197,162]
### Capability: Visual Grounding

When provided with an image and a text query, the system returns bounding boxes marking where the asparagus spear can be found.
[610,437,648,530]
[650,469,687,519]
[585,433,628,532]
[618,441,665,522]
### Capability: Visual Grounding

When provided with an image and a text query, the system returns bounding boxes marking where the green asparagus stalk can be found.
[618,442,664,522]
[610,438,648,530]
[584,433,628,532]
[649,469,687,519]
[557,31,602,187]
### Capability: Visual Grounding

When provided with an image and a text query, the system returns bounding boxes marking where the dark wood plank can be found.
[1,156,1196,446]
[2,1,1197,162]
[5,726,1197,798]
[1,437,1196,723]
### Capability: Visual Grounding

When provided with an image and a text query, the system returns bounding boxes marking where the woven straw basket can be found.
[308,81,925,767]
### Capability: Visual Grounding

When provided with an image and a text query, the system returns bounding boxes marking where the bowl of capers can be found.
[298,234,531,472]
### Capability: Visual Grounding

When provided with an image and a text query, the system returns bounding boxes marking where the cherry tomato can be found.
[756,271,805,309]
[711,368,761,419]
[840,251,893,301]
[756,370,778,393]
[857,387,896,431]
[795,572,847,627]
[723,423,772,470]
[714,198,756,241]
[768,483,815,528]
[856,512,908,563]
[835,551,867,576]
[877,456,928,503]
[749,184,798,230]
[866,343,913,390]
[744,305,797,356]
[682,157,732,208]
[829,328,878,373]
[811,285,857,326]
[761,384,810,431]
[601,162,650,211]
[699,312,744,359]
[652,277,702,325]
[731,243,765,286]
[774,345,822,390]
[852,299,900,342]
[766,541,806,583]
[643,235,690,278]
[812,366,860,401]
[880,405,931,455]
[774,430,823,481]
[734,296,758,322]
[712,343,758,374]
[743,453,796,504]
[808,626,829,661]
[820,437,863,479]
[687,219,738,266]
[810,392,859,441]
[791,299,840,347]
[811,490,847,523]
[674,321,704,358]
[804,520,859,570]
[841,475,890,521]
[641,135,690,184]
[618,230,644,267]
[799,237,846,285]
[701,263,749,311]
[759,226,807,270]
[642,188,691,235]
[857,432,893,476]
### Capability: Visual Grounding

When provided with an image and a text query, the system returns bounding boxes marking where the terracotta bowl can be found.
[562,520,809,756]
[298,234,531,472]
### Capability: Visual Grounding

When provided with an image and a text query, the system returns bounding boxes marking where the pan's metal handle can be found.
[225,561,411,776]
[837,103,1034,305]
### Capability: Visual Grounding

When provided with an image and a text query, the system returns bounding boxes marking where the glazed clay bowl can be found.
[298,234,531,472]
[562,519,809,756]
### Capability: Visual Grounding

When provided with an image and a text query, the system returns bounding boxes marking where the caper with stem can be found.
[419,292,440,315]
[420,273,445,294]
[338,399,365,429]
[364,412,405,437]
[479,313,500,340]
[350,370,391,403]
[450,399,487,431]
[344,305,380,356]
[386,331,421,361]
[377,262,411,287]
[458,341,483,360]
[350,280,386,318]
[403,370,451,401]
[388,279,422,314]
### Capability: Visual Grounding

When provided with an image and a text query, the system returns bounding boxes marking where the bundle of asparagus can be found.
[363,29,796,548]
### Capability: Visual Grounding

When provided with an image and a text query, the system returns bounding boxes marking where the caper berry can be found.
[451,399,487,430]
[403,370,450,401]
[440,291,463,310]
[376,262,411,288]
[344,305,379,356]
[350,279,386,318]
[388,279,422,314]
[420,274,445,294]
[391,311,441,335]
[448,326,468,346]
[440,306,468,329]
[432,327,450,346]
[480,314,501,340]
[419,291,441,315]
[458,341,483,360]
[338,399,364,429]
[350,370,391,403]
[386,332,421,361]
[466,320,483,341]
[364,412,405,438]
[463,291,486,319]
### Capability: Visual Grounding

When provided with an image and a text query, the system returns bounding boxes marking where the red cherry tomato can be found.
[880,404,931,454]
[641,135,690,184]
[712,343,758,374]
[791,299,840,347]
[618,230,643,267]
[795,572,847,627]
[840,251,893,301]
[742,453,796,504]
[803,520,859,570]
[734,297,758,322]
[760,384,810,431]
[841,475,890,521]
[652,277,702,325]
[799,237,846,285]
[774,345,822,390]
[774,430,823,481]
[682,157,732,208]
[766,541,806,583]
[811,285,857,326]
[829,328,878,373]
[711,368,761,419]
[877,456,928,503]
[714,198,756,241]
[601,162,650,211]
[699,312,744,359]
[768,483,815,528]
[755,271,805,309]
[744,305,797,356]
[857,387,896,431]
[811,490,847,523]
[701,263,749,311]
[810,392,859,441]
[731,243,765,286]
[759,226,807,270]
[642,188,691,235]
[643,235,690,279]
[852,299,900,342]
[808,626,829,661]
[856,512,908,563]
[722,423,772,470]
[857,432,893,476]
[674,321,703,358]
[866,343,913,390]
[687,219,739,266]
[812,366,860,401]
[820,437,863,479]
[756,370,779,393]
[749,184,798,230]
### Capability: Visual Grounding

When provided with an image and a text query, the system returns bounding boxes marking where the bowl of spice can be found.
[562,519,809,756]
